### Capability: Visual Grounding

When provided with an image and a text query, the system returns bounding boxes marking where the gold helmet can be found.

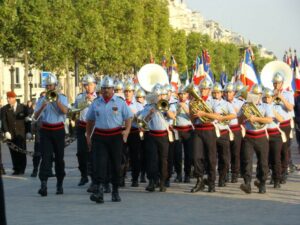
[223,83,235,92]
[114,80,124,91]
[234,81,244,92]
[250,84,263,95]
[199,78,213,89]
[136,89,146,98]
[212,82,223,92]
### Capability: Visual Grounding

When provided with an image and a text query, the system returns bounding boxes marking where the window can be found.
[15,67,20,84]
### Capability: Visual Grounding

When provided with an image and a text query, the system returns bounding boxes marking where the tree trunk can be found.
[23,49,29,103]
[74,53,80,96]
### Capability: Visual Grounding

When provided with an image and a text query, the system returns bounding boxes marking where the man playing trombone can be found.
[34,73,69,197]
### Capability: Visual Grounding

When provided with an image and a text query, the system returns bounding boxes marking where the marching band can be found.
[0,62,299,204]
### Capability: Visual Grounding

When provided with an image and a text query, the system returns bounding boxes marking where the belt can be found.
[220,129,229,136]
[279,120,290,128]
[149,130,168,137]
[194,123,214,131]
[229,124,241,132]
[41,122,64,131]
[245,130,266,139]
[267,128,280,136]
[78,120,87,128]
[94,127,122,136]
[173,125,193,132]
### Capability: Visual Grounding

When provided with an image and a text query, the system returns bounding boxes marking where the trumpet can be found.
[273,90,282,105]
[241,102,265,129]
[156,99,170,112]
[45,90,58,102]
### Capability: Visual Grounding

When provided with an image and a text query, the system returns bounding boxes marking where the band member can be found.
[114,80,125,99]
[74,74,97,186]
[211,82,236,187]
[0,105,5,175]
[263,88,285,188]
[173,86,193,183]
[140,84,174,192]
[30,91,46,177]
[1,91,28,175]
[190,78,222,193]
[86,76,133,203]
[122,82,144,187]
[223,82,244,183]
[272,73,295,183]
[239,84,273,194]
[294,89,300,153]
[135,88,147,183]
[34,74,69,196]
[0,173,6,225]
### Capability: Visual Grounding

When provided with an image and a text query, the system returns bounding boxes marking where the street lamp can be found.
[28,70,33,100]
[9,58,15,91]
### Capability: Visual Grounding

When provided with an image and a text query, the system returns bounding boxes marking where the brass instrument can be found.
[134,115,149,131]
[184,83,213,123]
[68,94,95,118]
[45,90,58,102]
[241,102,265,129]
[156,99,170,112]
[273,90,282,105]
[219,108,230,126]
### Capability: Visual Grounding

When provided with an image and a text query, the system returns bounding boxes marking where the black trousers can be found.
[268,134,283,181]
[92,134,123,186]
[217,132,230,181]
[8,135,27,173]
[32,138,41,170]
[39,128,65,181]
[174,130,193,177]
[280,125,291,175]
[76,126,92,178]
[0,142,3,168]
[0,174,6,225]
[241,135,269,183]
[167,140,176,179]
[127,131,142,181]
[230,130,242,176]
[140,138,147,176]
[145,134,169,183]
[296,122,300,147]
[193,129,217,185]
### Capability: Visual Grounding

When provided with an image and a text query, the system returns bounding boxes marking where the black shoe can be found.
[184,176,190,183]
[159,185,167,192]
[280,174,287,184]
[191,177,205,193]
[0,166,6,175]
[218,180,226,187]
[174,174,182,183]
[56,180,64,195]
[240,183,251,194]
[12,171,20,175]
[131,180,139,187]
[258,182,266,194]
[164,179,170,187]
[119,178,125,187]
[140,174,146,183]
[112,186,121,202]
[87,183,97,193]
[208,185,215,193]
[231,174,238,183]
[104,183,111,193]
[90,185,104,203]
[78,177,89,186]
[38,181,47,197]
[145,180,155,192]
[274,181,281,189]
[31,169,38,177]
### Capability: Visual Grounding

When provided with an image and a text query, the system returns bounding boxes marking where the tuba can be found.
[137,64,169,92]
[184,83,213,123]
[241,102,265,129]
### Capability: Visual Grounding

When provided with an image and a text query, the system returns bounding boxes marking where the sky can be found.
[185,0,300,59]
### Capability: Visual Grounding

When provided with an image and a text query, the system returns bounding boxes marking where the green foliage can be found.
[0,0,273,80]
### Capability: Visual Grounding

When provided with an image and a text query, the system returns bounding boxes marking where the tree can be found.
[170,29,187,73]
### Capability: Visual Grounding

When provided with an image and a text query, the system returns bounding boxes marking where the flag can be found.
[293,50,300,91]
[169,55,179,90]
[161,55,167,71]
[192,55,204,85]
[185,66,190,86]
[220,72,228,88]
[202,50,214,82]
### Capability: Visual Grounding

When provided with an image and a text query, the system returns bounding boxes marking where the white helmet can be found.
[101,76,114,88]
[263,88,274,97]
[82,74,96,85]
[152,83,163,95]
[45,73,58,85]
[114,80,124,90]
[272,72,284,83]
[223,83,235,92]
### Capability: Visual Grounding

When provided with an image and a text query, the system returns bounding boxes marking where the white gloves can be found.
[25,116,32,122]
[26,132,32,140]
[5,132,12,140]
